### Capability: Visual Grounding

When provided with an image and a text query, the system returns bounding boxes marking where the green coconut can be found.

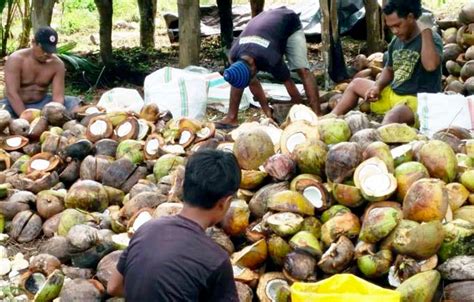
[391,144,414,167]
[65,180,109,212]
[357,249,393,278]
[377,123,418,144]
[393,221,445,259]
[318,118,351,145]
[461,170,474,192]
[266,212,304,237]
[447,182,470,211]
[403,178,449,222]
[292,139,327,177]
[363,141,395,173]
[320,205,351,224]
[438,219,474,262]
[34,269,64,302]
[380,219,419,251]
[116,139,144,164]
[454,205,474,223]
[419,140,457,183]
[0,213,4,233]
[233,129,275,170]
[153,154,185,181]
[395,162,430,201]
[267,236,292,266]
[332,183,365,207]
[267,190,314,216]
[396,270,440,302]
[57,209,88,236]
[457,154,474,173]
[289,231,322,257]
[321,212,361,246]
[11,154,30,173]
[300,216,322,239]
[359,207,401,243]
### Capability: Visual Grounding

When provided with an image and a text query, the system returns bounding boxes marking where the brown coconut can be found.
[403,178,449,222]
[233,129,275,170]
[325,142,362,183]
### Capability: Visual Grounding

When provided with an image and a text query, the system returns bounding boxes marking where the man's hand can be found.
[417,13,436,33]
[364,85,381,102]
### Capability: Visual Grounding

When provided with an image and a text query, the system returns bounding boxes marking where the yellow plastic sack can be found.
[291,274,400,302]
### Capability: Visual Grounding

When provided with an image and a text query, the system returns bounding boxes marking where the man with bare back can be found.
[1,27,80,118]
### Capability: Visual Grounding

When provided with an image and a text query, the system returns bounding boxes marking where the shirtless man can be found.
[1,27,80,118]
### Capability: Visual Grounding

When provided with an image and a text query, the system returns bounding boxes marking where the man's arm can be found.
[4,56,26,116]
[365,67,394,101]
[51,59,66,104]
[107,267,125,297]
[419,30,441,72]
[417,14,441,72]
[249,77,273,118]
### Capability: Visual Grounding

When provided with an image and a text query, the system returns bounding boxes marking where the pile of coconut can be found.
[442,1,474,95]
[0,100,474,302]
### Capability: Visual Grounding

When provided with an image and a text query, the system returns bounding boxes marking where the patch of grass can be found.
[57,0,98,35]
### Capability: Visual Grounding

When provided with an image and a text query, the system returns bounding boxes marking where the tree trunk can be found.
[178,0,200,68]
[94,0,113,66]
[364,0,384,53]
[217,0,233,50]
[18,0,32,49]
[250,0,264,17]
[1,1,17,56]
[31,0,55,32]
[320,0,331,89]
[137,0,157,49]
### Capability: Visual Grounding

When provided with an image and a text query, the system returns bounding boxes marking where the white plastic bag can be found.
[97,88,144,113]
[417,93,474,138]
[144,67,209,120]
[205,72,251,113]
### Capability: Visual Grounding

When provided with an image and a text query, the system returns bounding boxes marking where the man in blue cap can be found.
[1,26,81,117]
[216,7,321,129]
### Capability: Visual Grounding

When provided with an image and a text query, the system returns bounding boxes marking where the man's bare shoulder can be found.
[5,49,29,66]
[49,55,65,70]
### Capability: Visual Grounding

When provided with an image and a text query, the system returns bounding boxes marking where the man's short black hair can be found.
[383,0,422,19]
[183,149,241,209]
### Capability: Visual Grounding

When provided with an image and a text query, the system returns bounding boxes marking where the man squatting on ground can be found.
[1,26,80,118]
[217,7,321,129]
[107,149,241,301]
[331,0,443,125]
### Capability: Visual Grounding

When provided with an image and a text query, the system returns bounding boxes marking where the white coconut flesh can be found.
[265,279,288,301]
[303,186,324,209]
[90,120,108,136]
[146,139,160,155]
[267,212,303,227]
[85,107,100,114]
[162,144,185,154]
[197,127,210,138]
[131,211,153,232]
[112,233,130,249]
[6,137,22,147]
[232,265,245,277]
[357,164,387,182]
[361,173,393,196]
[137,121,149,140]
[179,130,193,145]
[30,159,51,171]
[286,132,306,153]
[391,144,412,158]
[292,109,316,123]
[117,121,132,137]
[262,126,282,146]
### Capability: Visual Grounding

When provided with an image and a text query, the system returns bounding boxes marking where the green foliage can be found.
[58,0,98,35]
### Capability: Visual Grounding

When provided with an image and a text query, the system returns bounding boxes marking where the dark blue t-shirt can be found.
[230,7,302,82]
[387,31,443,95]
[117,215,238,302]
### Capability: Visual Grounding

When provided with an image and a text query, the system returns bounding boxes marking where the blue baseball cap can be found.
[223,60,252,89]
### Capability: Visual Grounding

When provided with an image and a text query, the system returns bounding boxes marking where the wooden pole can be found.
[178,0,200,68]
[320,0,331,90]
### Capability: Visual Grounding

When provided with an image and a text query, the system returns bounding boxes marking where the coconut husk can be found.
[9,210,42,243]
[283,251,317,281]
[59,159,81,185]
[9,118,30,137]
[325,142,362,183]
[7,171,60,194]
